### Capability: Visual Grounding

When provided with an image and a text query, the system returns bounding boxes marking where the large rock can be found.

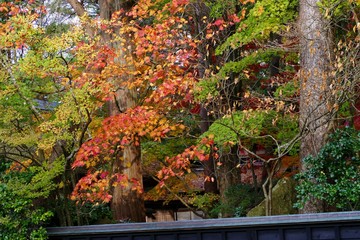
[247,178,298,216]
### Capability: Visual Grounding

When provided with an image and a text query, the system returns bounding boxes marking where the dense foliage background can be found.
[0,0,358,238]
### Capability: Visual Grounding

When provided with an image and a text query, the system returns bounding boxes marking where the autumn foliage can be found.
[70,0,200,203]
[0,0,358,231]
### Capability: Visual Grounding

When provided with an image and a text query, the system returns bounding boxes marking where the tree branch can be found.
[151,176,205,219]
[66,0,94,36]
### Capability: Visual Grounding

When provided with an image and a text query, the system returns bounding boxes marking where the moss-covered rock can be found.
[247,178,298,216]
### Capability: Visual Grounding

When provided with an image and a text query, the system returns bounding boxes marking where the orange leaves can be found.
[72,0,202,204]
[205,13,244,39]
[0,2,20,16]
[214,19,225,27]
[72,106,182,171]
[240,0,256,4]
[156,135,217,189]
[6,159,32,173]
[71,171,113,203]
[69,42,118,102]
[0,1,46,20]
[108,0,198,111]
[71,171,143,203]
[168,0,189,14]
[157,142,213,187]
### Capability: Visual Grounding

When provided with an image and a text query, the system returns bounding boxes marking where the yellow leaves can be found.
[38,135,57,153]
[206,32,214,39]
[256,5,264,16]
[149,9,156,16]
[58,181,65,189]
[158,118,167,125]
[0,14,44,50]
[85,159,98,168]
[1,124,39,147]
[352,20,360,33]
[240,0,256,4]
[275,100,285,112]
[6,159,32,173]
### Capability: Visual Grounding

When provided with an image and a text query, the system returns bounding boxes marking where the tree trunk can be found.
[67,0,145,222]
[110,86,145,222]
[200,107,218,194]
[192,1,218,194]
[111,143,145,222]
[299,0,333,213]
[106,13,146,222]
[217,147,242,217]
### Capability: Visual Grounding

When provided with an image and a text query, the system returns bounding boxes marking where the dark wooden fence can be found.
[47,211,360,240]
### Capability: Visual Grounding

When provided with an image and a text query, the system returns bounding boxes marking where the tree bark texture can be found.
[110,86,145,222]
[104,1,145,222]
[67,0,145,222]
[111,143,145,222]
[299,0,333,213]
[200,107,218,194]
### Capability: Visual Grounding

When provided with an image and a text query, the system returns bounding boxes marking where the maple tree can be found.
[67,0,201,221]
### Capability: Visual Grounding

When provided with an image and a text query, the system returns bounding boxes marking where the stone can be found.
[247,178,298,216]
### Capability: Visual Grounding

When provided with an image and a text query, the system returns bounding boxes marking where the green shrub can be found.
[211,184,263,217]
[0,179,52,239]
[295,127,360,211]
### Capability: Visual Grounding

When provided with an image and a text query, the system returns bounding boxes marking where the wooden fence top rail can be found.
[47,211,360,237]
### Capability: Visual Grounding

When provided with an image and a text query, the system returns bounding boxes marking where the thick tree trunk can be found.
[111,143,145,222]
[110,88,145,222]
[299,0,333,213]
[108,30,146,222]
[67,0,145,222]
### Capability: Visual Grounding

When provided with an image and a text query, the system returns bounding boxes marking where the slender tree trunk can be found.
[299,0,333,213]
[249,158,258,192]
[192,1,218,194]
[200,107,218,194]
[217,147,242,217]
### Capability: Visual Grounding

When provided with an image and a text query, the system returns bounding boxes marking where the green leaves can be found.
[0,163,54,239]
[202,110,298,152]
[216,0,298,54]
[218,48,285,77]
[295,127,360,211]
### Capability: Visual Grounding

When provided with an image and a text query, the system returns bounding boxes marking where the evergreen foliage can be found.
[295,127,360,211]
